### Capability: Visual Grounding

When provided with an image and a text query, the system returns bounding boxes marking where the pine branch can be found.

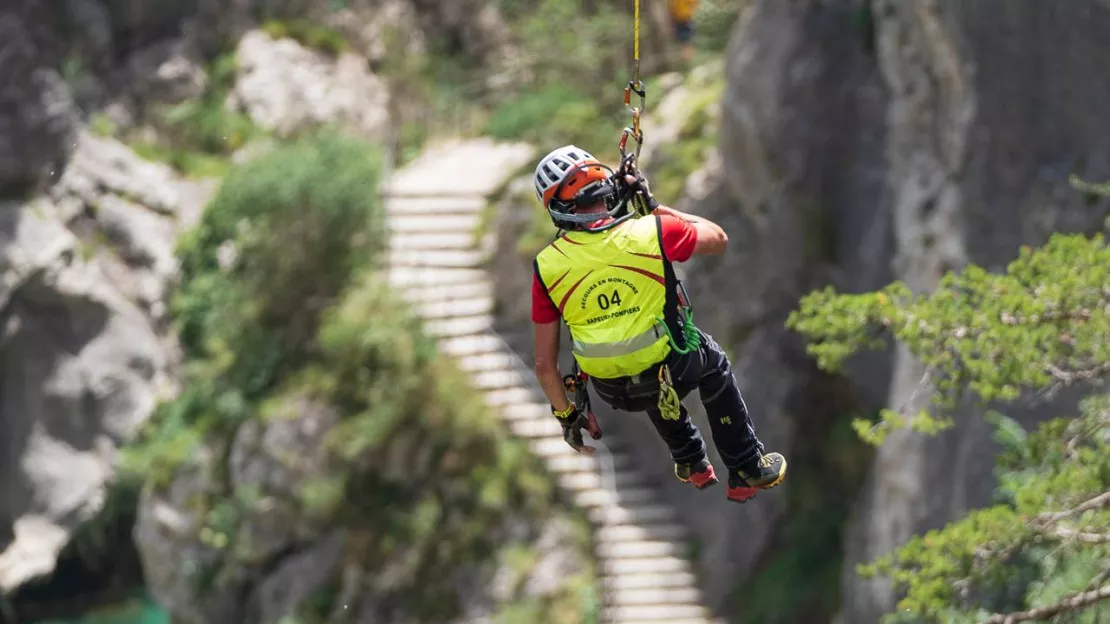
[984,584,1110,623]
[1037,491,1110,524]
[1045,361,1110,385]
[1052,526,1110,544]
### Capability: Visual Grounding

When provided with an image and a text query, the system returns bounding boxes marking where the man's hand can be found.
[623,172,660,213]
[552,404,597,455]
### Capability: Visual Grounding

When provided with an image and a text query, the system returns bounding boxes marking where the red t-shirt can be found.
[531,215,698,324]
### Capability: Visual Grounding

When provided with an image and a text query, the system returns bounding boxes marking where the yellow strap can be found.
[633,0,641,74]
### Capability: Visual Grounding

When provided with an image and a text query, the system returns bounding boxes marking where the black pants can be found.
[589,328,764,478]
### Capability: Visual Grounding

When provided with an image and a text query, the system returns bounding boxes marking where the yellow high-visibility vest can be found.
[534,216,673,379]
[669,0,700,23]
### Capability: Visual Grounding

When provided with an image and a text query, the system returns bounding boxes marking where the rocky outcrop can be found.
[692,0,1110,621]
[837,2,1110,621]
[228,30,390,142]
[135,389,591,624]
[0,130,211,593]
[0,2,81,196]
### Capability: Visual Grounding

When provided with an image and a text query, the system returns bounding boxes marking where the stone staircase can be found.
[382,139,719,624]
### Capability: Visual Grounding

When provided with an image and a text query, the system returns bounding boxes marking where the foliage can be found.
[786,231,1110,621]
[260,19,350,56]
[122,52,262,178]
[124,132,385,483]
[788,232,1110,446]
[693,0,749,53]
[484,85,626,164]
[641,74,724,202]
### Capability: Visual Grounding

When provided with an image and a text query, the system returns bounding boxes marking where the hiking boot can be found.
[675,458,719,490]
[727,452,787,504]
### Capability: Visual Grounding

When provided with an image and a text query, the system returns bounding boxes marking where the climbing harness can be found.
[658,281,701,355]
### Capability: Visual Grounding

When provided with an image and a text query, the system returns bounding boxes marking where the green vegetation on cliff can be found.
[122,132,595,623]
[788,228,1110,622]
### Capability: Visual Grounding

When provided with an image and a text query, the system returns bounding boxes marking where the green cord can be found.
[657,307,701,355]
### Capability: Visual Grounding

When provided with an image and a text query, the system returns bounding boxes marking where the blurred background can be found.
[2,1,1110,623]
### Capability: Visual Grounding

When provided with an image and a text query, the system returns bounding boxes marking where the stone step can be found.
[558,470,647,494]
[574,486,657,509]
[455,350,521,375]
[470,367,530,391]
[544,453,603,475]
[590,504,679,526]
[483,387,540,409]
[617,620,717,624]
[528,437,580,460]
[398,280,493,304]
[388,267,488,288]
[388,248,486,268]
[506,417,563,439]
[422,314,493,339]
[601,605,710,622]
[416,296,493,320]
[600,571,699,591]
[598,540,686,560]
[384,195,487,215]
[596,523,689,544]
[497,402,550,423]
[602,556,695,577]
[437,334,505,358]
[388,212,483,234]
[389,231,479,251]
[605,586,704,607]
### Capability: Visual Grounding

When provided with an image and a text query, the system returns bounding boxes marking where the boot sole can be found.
[727,458,788,503]
[677,474,719,490]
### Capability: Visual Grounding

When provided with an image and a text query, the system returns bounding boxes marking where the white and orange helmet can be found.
[533,145,623,229]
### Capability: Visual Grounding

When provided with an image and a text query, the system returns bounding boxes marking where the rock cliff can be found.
[699,0,1110,621]
[0,129,211,594]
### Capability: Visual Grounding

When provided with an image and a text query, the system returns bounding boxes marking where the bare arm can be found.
[653,204,728,256]
[533,320,571,411]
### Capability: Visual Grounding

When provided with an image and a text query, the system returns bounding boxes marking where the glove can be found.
[622,171,661,213]
[552,403,596,455]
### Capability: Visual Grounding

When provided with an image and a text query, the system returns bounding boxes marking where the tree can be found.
[785,228,1110,623]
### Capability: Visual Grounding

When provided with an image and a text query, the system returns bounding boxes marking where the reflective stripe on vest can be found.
[534,216,672,379]
[572,319,668,359]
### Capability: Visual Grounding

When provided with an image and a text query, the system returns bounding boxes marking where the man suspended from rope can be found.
[529,145,787,503]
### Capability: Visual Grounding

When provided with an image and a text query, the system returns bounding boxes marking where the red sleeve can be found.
[658,214,698,263]
[532,269,561,323]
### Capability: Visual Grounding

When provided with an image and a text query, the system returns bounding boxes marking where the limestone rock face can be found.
[0,2,80,195]
[229,29,391,142]
[0,131,212,592]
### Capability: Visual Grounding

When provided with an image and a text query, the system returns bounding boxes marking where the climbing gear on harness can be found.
[657,280,702,355]
[557,365,603,453]
[676,458,719,489]
[657,363,681,421]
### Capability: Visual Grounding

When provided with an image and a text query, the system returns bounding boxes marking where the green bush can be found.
[157,132,381,430]
[260,19,350,57]
[694,0,749,53]
[485,85,625,159]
